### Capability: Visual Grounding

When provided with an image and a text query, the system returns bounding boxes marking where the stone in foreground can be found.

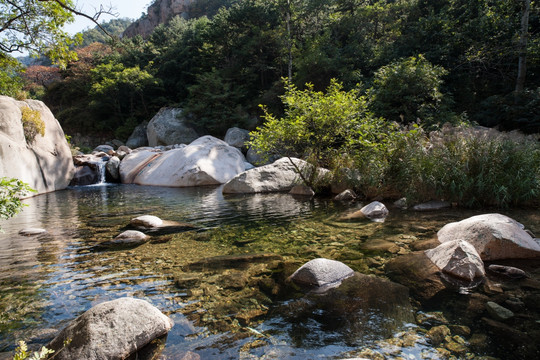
[437,213,540,260]
[289,258,354,290]
[425,240,485,281]
[47,297,173,360]
[131,215,163,228]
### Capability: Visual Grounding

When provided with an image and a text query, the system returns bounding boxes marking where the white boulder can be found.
[360,201,389,221]
[120,136,245,187]
[131,215,163,228]
[222,157,324,194]
[437,213,540,260]
[425,240,485,281]
[47,297,173,360]
[0,96,74,194]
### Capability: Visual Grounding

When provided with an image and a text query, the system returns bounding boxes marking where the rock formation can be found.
[123,0,197,38]
[0,96,74,194]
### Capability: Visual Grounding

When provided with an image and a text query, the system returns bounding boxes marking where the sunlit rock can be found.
[106,156,121,181]
[360,201,389,222]
[47,297,173,360]
[120,136,245,187]
[0,96,74,194]
[289,258,354,290]
[425,240,485,281]
[223,157,327,194]
[334,189,357,201]
[101,230,149,248]
[437,213,540,260]
[131,215,163,228]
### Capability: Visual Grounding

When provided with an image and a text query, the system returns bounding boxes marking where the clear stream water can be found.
[0,184,539,359]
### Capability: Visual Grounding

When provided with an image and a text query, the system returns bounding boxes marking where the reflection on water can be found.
[1,184,539,358]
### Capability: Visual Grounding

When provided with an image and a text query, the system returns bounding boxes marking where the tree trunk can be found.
[286,0,293,82]
[515,0,530,93]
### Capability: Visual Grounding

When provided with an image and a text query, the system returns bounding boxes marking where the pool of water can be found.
[1,184,539,359]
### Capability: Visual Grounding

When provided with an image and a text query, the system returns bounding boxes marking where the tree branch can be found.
[38,0,119,38]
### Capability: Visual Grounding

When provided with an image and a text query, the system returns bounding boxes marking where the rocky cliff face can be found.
[123,0,196,38]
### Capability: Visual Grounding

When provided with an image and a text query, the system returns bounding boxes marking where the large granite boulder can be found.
[437,213,540,260]
[126,121,149,149]
[224,127,250,150]
[147,107,199,146]
[120,136,245,187]
[47,297,173,360]
[0,96,74,194]
[289,258,355,291]
[425,240,485,281]
[222,157,326,194]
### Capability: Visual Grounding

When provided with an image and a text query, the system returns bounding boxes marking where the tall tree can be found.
[516,0,531,92]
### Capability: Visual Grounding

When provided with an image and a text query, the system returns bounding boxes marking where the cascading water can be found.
[95,159,107,184]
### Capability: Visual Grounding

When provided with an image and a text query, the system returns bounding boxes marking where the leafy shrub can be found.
[13,341,53,360]
[368,55,457,128]
[0,178,35,231]
[20,107,45,142]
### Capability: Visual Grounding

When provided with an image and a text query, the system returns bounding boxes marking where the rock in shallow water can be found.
[425,240,485,281]
[100,230,148,248]
[289,258,354,290]
[18,228,47,236]
[47,297,173,360]
[131,215,163,228]
[437,213,540,260]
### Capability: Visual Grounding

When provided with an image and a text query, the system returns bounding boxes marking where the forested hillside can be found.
[16,0,540,139]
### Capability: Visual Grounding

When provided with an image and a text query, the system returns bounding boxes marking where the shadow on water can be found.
[0,184,539,358]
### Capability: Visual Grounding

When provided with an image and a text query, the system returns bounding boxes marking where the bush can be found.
[386,125,540,207]
[20,107,45,142]
[0,178,35,231]
[368,55,457,128]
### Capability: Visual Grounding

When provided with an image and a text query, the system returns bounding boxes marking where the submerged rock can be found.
[289,258,354,291]
[385,252,449,303]
[47,297,173,360]
[486,301,514,321]
[18,228,47,236]
[289,185,315,197]
[412,200,451,211]
[101,230,148,248]
[425,240,485,281]
[437,213,540,260]
[487,264,528,279]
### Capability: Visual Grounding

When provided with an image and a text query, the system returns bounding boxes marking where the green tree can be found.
[368,55,455,127]
[0,54,24,96]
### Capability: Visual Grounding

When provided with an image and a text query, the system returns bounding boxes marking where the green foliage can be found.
[20,106,45,142]
[13,341,53,360]
[386,125,540,207]
[80,18,132,47]
[475,88,540,134]
[0,178,35,231]
[0,0,81,67]
[0,54,24,97]
[250,79,396,170]
[368,55,456,128]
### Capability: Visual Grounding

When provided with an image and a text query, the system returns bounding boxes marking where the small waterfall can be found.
[96,160,107,184]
